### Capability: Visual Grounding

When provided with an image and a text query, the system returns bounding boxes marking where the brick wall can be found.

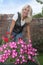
[0,14,43,41]
[30,18,43,51]
[30,18,43,42]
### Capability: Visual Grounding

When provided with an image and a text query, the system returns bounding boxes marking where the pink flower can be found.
[9,42,17,49]
[27,44,32,50]
[34,53,37,56]
[0,53,9,63]
[1,60,5,63]
[32,59,35,62]
[7,49,11,53]
[21,44,24,48]
[32,48,37,52]
[20,48,23,52]
[0,55,2,61]
[2,44,8,49]
[29,43,32,47]
[4,50,8,53]
[20,48,23,54]
[0,47,3,51]
[32,52,35,56]
[16,59,19,62]
[12,50,16,52]
[0,38,37,64]
[4,49,11,55]
[18,38,24,44]
[24,45,27,49]
[29,51,33,55]
[20,61,23,64]
[29,39,32,43]
[12,55,15,58]
[17,41,20,44]
[24,50,27,53]
[11,50,17,58]
[22,56,25,59]
[28,55,31,60]
[15,62,17,65]
[22,59,27,63]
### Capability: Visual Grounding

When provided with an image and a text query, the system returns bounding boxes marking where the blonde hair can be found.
[22,5,32,23]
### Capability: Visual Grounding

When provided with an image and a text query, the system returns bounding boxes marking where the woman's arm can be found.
[9,13,18,35]
[26,23,31,40]
[9,20,16,35]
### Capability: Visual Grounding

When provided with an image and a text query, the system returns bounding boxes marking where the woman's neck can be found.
[21,13,26,21]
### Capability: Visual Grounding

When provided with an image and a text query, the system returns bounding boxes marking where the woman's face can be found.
[22,7,29,18]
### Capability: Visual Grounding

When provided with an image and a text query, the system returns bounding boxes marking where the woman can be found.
[8,5,40,65]
[9,5,32,42]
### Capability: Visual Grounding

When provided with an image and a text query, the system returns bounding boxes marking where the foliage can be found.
[33,13,43,18]
[36,0,43,4]
[32,38,43,52]
[38,52,43,65]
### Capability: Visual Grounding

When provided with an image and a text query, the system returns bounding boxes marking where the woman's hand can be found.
[9,20,16,35]
[8,34,11,39]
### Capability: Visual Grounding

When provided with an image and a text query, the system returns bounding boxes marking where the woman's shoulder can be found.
[12,12,18,21]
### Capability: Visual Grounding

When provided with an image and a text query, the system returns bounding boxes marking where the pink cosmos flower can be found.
[28,55,31,60]
[29,39,32,43]
[0,38,37,64]
[2,44,8,49]
[9,42,17,49]
[0,47,3,51]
